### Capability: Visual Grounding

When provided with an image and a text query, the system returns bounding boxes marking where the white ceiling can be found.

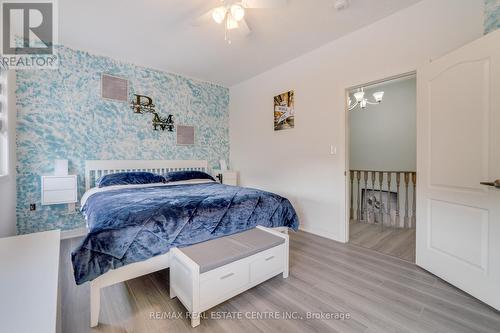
[59,0,422,86]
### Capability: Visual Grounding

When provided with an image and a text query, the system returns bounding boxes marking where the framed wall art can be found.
[274,90,295,131]
[101,74,128,102]
[176,125,195,145]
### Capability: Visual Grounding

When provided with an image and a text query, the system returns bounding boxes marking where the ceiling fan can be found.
[193,0,288,44]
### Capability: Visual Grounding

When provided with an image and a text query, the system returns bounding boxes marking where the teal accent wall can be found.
[485,0,500,34]
[16,46,229,234]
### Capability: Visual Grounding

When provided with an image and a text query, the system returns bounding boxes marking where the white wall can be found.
[229,0,484,242]
[0,70,17,237]
[349,77,416,171]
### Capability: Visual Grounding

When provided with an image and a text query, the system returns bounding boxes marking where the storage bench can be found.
[169,226,289,327]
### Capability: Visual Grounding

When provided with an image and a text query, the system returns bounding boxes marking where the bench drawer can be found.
[170,227,288,328]
[199,261,249,309]
[250,245,284,283]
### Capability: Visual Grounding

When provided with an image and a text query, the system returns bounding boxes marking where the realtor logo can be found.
[0,0,58,69]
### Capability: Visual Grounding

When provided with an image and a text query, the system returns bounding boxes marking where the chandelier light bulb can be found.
[360,99,367,109]
[353,91,365,102]
[212,6,227,24]
[230,4,245,21]
[373,91,384,103]
[349,87,385,111]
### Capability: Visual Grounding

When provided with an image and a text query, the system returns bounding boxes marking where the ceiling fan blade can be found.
[191,9,214,26]
[238,18,252,36]
[241,0,288,8]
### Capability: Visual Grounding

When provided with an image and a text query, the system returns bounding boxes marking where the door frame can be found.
[343,70,417,243]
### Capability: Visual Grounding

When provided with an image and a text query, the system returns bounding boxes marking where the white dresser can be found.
[41,175,77,205]
[0,230,60,333]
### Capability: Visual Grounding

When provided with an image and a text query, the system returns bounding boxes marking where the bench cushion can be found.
[179,228,285,273]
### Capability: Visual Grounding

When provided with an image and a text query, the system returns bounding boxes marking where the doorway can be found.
[345,72,417,262]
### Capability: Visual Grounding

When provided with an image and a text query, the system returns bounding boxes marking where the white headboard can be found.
[85,160,209,190]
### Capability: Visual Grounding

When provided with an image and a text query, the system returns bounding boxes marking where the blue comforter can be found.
[72,182,299,285]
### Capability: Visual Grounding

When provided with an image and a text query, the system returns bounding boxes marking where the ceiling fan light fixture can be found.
[230,4,245,22]
[334,0,350,11]
[212,6,227,24]
[226,15,239,30]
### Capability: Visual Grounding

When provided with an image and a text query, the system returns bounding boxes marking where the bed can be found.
[73,160,299,327]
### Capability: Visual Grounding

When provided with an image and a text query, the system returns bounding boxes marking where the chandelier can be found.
[348,88,385,111]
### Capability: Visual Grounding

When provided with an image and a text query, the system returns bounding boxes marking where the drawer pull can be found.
[220,272,235,280]
[265,256,275,261]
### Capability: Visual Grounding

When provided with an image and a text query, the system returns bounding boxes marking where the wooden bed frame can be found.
[84,159,288,327]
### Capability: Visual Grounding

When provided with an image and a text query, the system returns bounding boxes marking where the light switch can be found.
[330,145,337,155]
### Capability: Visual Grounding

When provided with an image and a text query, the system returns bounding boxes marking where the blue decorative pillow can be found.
[164,171,215,183]
[97,172,165,188]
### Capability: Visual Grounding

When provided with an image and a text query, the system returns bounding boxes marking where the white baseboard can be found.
[60,227,88,240]
[298,224,346,243]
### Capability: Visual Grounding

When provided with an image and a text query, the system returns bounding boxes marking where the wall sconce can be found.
[130,94,174,131]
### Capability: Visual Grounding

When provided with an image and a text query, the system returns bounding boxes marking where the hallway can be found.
[349,220,416,262]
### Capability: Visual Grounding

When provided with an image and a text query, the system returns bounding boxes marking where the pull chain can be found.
[224,16,232,44]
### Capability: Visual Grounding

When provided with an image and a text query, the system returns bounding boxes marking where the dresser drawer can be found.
[41,175,78,205]
[43,189,77,204]
[199,260,249,309]
[43,176,76,191]
[250,245,284,283]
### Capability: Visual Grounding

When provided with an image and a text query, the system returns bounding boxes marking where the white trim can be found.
[299,224,344,243]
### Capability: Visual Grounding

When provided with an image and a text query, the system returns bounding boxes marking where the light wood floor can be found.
[349,220,416,262]
[60,231,500,333]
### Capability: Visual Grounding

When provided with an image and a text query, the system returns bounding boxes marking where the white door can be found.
[417,29,500,310]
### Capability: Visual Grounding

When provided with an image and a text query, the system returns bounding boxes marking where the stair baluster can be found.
[356,171,361,220]
[396,172,401,228]
[363,171,368,221]
[379,172,384,230]
[387,172,392,227]
[404,172,410,229]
